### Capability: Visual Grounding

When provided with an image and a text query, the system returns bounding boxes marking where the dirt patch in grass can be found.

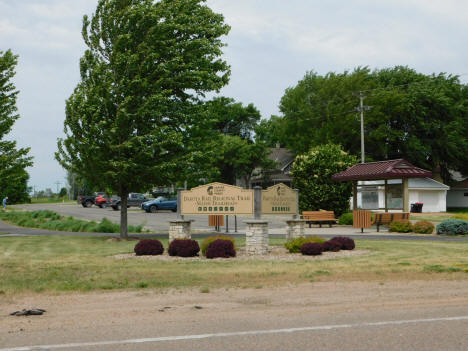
[113,247,371,261]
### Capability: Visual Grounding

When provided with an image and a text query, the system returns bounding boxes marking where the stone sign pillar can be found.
[245,220,269,255]
[169,219,192,241]
[285,219,306,242]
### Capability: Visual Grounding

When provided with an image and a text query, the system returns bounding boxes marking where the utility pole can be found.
[356,91,371,163]
[54,181,61,195]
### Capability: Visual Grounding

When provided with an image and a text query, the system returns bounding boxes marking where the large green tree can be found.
[291,144,357,216]
[0,50,33,203]
[56,0,230,237]
[209,134,274,186]
[276,66,468,183]
[205,96,261,140]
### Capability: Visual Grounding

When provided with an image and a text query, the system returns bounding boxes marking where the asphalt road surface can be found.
[8,203,468,242]
[1,280,468,350]
[13,202,290,232]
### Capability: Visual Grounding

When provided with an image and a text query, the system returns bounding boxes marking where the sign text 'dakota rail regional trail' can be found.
[181,183,254,215]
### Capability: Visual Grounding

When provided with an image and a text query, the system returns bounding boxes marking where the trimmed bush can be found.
[322,239,342,252]
[412,221,435,234]
[206,239,236,259]
[201,235,236,256]
[300,242,323,256]
[437,219,468,236]
[134,239,164,256]
[285,236,325,253]
[388,221,413,233]
[338,212,353,225]
[168,239,200,257]
[331,236,355,250]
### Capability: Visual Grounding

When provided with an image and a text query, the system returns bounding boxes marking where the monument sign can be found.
[261,183,298,215]
[181,182,254,215]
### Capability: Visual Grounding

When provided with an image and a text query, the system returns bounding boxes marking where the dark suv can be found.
[111,193,149,211]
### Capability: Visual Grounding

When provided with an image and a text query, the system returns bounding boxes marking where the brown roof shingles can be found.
[332,159,432,181]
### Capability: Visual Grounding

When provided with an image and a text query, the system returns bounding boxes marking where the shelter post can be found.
[353,181,358,210]
[403,178,409,212]
[384,180,388,212]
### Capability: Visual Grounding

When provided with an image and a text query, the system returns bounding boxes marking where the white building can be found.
[354,178,449,213]
[447,179,468,209]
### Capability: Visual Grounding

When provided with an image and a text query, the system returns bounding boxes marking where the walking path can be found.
[1,219,467,242]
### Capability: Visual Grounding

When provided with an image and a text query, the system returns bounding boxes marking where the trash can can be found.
[410,203,423,213]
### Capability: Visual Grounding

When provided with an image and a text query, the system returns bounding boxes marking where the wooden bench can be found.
[302,211,338,228]
[372,212,410,232]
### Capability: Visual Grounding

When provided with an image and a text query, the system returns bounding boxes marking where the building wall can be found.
[353,189,447,212]
[410,190,447,212]
[447,189,468,208]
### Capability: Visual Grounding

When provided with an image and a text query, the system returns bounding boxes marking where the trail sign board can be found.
[181,182,254,215]
[261,183,298,215]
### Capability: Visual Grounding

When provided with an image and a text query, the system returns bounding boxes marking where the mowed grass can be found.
[0,210,145,233]
[0,236,467,295]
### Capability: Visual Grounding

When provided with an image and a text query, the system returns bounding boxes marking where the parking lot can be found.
[13,202,294,233]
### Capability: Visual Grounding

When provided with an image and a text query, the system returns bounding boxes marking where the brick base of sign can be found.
[245,220,269,255]
[286,219,306,241]
[169,220,192,241]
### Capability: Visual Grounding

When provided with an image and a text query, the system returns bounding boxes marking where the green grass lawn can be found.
[0,210,145,233]
[0,236,467,295]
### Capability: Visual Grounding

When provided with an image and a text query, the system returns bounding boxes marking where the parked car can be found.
[141,196,177,213]
[111,193,149,211]
[95,194,108,208]
[77,192,105,208]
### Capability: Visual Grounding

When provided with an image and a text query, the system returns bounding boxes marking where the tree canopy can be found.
[291,144,357,216]
[0,50,33,203]
[267,66,468,183]
[56,0,230,237]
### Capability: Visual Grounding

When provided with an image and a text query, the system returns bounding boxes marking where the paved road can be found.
[5,203,468,242]
[2,281,468,350]
[12,202,292,232]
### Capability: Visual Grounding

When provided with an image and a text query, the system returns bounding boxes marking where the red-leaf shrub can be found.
[322,239,342,252]
[331,236,355,250]
[300,242,323,256]
[168,239,200,257]
[134,239,164,256]
[206,239,236,259]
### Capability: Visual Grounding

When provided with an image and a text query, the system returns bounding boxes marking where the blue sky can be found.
[1,0,467,191]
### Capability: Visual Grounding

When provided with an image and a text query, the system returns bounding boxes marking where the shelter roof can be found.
[332,159,432,181]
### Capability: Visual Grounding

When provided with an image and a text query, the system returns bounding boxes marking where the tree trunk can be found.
[120,190,129,239]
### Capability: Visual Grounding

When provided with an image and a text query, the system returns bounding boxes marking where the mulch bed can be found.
[113,247,370,261]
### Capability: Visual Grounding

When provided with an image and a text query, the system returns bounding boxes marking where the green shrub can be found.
[437,219,468,236]
[95,218,119,233]
[338,212,353,225]
[291,144,357,216]
[412,221,435,234]
[388,221,413,233]
[201,235,236,256]
[285,236,325,253]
